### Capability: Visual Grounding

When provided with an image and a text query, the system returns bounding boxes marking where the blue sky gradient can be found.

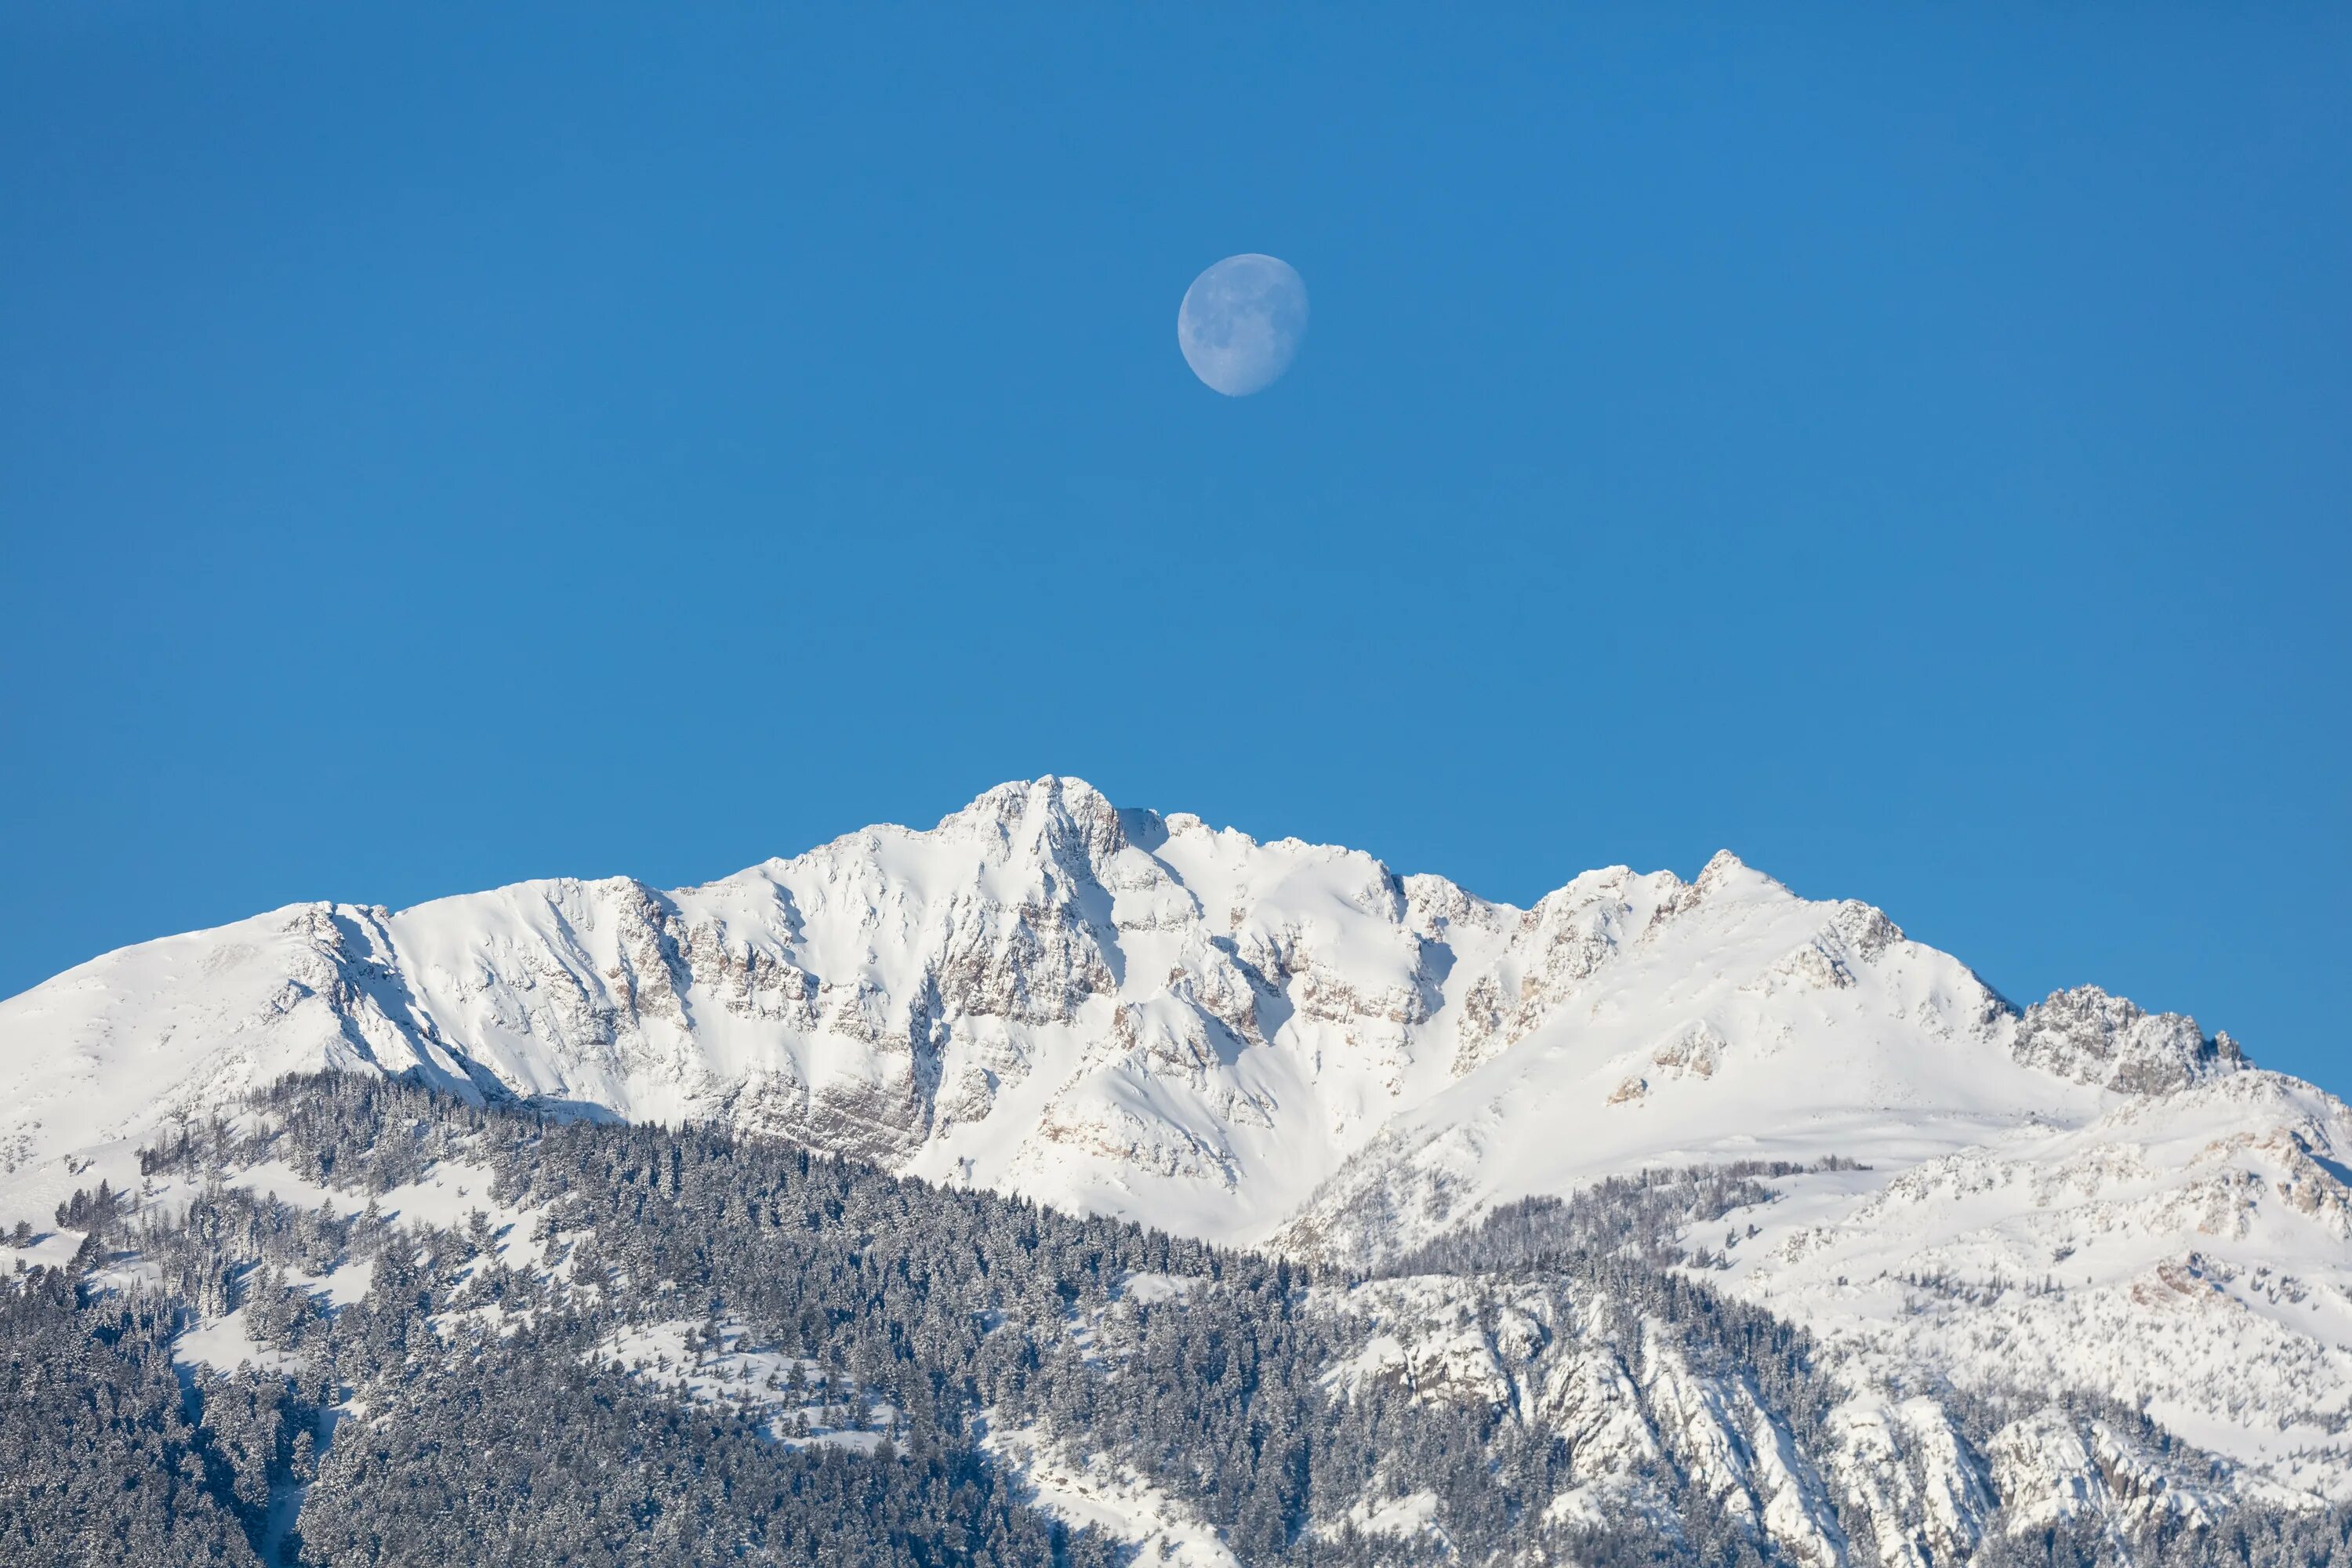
[2,6,2347,1092]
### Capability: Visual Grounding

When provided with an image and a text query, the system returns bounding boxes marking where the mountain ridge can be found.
[3,775,2346,1507]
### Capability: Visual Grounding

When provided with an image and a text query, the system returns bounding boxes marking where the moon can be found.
[1178,254,1308,396]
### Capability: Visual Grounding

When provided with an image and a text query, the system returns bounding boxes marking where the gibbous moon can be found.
[1178,254,1308,396]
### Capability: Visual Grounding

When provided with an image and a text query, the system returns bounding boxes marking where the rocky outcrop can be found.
[2011,985,2244,1094]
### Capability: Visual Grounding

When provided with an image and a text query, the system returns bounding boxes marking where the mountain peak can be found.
[1698,847,1748,880]
[3,782,2343,1508]
[1691,847,1802,906]
[935,775,1126,866]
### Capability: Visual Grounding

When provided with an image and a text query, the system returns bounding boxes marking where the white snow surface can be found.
[981,1420,1241,1568]
[597,1319,894,1451]
[2,775,2344,1500]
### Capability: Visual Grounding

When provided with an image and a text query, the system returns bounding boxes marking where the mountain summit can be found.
[2,776,2345,1502]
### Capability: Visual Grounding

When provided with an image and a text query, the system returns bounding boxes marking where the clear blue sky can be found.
[3,7,2346,1093]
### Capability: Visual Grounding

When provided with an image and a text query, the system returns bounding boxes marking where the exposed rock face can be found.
[1980,1405,2219,1538]
[1295,1272,2224,1568]
[1829,1398,1996,1568]
[2011,984,2245,1094]
[4,775,2349,1514]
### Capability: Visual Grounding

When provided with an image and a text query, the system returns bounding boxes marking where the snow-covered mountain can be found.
[4,775,2347,1508]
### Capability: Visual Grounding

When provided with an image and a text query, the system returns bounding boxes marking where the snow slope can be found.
[2,775,2344,1502]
